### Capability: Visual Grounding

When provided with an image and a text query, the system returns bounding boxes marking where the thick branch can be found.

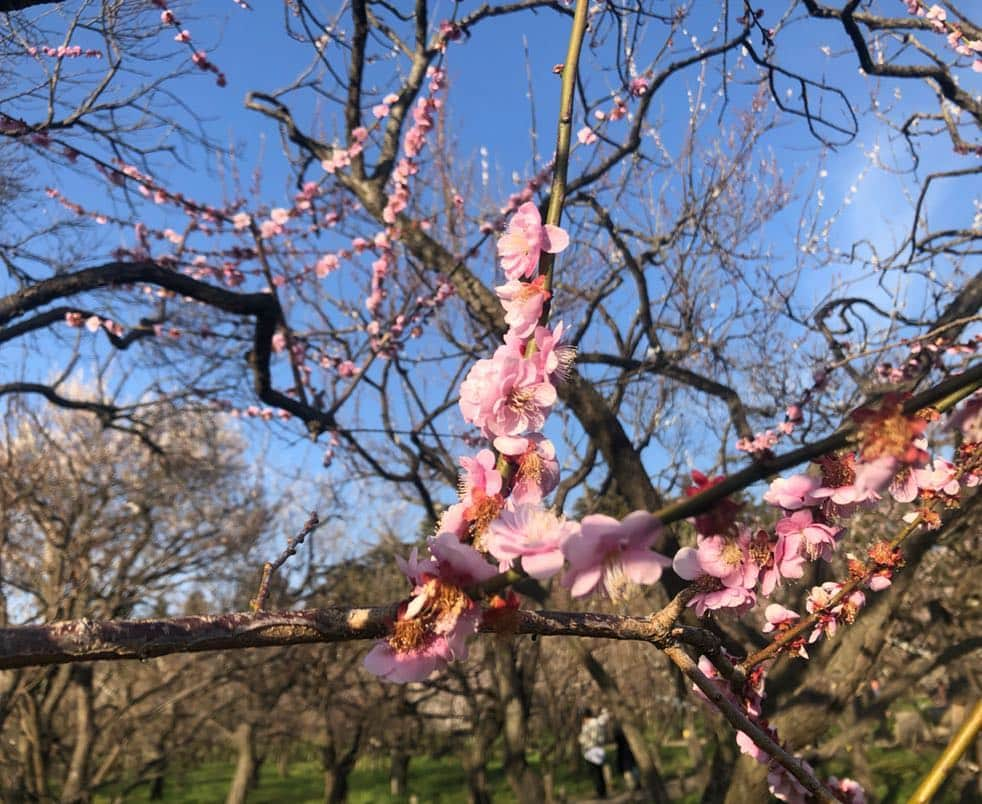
[0,605,689,670]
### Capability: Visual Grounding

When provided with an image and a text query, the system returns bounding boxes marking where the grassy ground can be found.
[94,742,965,803]
[95,753,599,803]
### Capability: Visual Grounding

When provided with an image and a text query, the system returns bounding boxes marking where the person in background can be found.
[579,707,610,798]
[614,725,640,791]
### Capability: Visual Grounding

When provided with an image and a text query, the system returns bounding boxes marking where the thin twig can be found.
[251,512,322,611]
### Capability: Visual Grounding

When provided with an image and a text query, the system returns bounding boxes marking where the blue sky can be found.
[5,2,979,569]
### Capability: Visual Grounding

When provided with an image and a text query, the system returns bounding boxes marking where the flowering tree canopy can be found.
[0,0,979,801]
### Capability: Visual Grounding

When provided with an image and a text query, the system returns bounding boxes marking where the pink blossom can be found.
[806,582,865,642]
[828,777,866,804]
[775,509,839,562]
[315,253,339,277]
[914,457,959,496]
[697,531,759,589]
[577,126,598,145]
[85,315,101,332]
[628,76,648,96]
[363,623,461,683]
[436,502,468,540]
[888,466,919,503]
[674,546,758,616]
[867,572,892,591]
[458,449,502,502]
[494,433,559,505]
[762,603,799,633]
[530,321,576,382]
[496,202,570,281]
[496,276,550,338]
[763,474,820,510]
[487,504,576,579]
[853,455,898,496]
[812,452,879,517]
[561,511,669,599]
[757,530,806,596]
[364,534,495,683]
[768,763,810,804]
[458,343,557,438]
[735,731,769,764]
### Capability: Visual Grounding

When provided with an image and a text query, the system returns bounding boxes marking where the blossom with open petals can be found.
[496,201,569,280]
[487,504,576,579]
[496,276,550,338]
[561,511,669,599]
[494,433,560,504]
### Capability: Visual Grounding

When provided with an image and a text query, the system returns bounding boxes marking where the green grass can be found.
[95,752,601,803]
[96,742,967,803]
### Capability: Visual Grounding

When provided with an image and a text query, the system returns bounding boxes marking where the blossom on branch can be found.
[496,201,569,280]
[561,511,669,599]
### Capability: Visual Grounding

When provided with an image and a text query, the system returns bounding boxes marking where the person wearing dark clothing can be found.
[614,727,640,791]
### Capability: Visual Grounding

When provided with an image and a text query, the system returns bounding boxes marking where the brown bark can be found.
[226,722,261,804]
[389,749,409,798]
[321,720,361,804]
[59,665,95,803]
[0,604,692,670]
[494,639,545,804]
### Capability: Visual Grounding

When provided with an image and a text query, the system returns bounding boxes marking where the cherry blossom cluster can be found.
[381,68,445,224]
[364,202,675,682]
[692,655,866,803]
[64,311,124,337]
[359,197,976,804]
[902,0,982,73]
[737,334,979,455]
[25,45,102,59]
[576,74,650,146]
[152,0,229,87]
[675,393,979,801]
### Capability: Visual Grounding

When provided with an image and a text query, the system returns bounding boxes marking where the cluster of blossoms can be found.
[902,0,982,72]
[694,656,867,803]
[681,394,974,641]
[364,202,672,681]
[152,1,228,86]
[26,45,101,59]
[360,194,979,802]
[576,74,650,146]
[381,68,445,224]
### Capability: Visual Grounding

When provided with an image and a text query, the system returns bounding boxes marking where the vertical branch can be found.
[540,0,588,300]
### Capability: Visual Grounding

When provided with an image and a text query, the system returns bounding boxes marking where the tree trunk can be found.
[148,774,166,801]
[321,722,362,804]
[60,665,95,804]
[389,749,410,798]
[462,714,498,804]
[323,768,350,804]
[226,722,260,804]
[20,695,51,802]
[494,639,545,804]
